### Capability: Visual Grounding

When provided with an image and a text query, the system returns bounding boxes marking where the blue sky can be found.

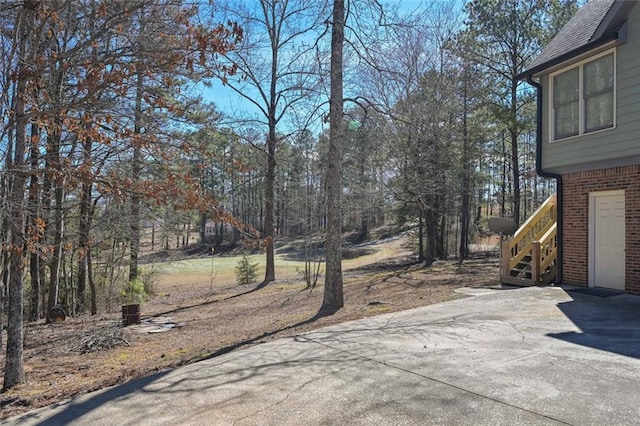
[201,0,466,133]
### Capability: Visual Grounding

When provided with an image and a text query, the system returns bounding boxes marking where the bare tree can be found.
[214,0,328,284]
[321,0,345,312]
[1,0,242,387]
[3,0,39,391]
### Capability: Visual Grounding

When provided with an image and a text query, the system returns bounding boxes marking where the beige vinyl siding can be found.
[540,4,640,174]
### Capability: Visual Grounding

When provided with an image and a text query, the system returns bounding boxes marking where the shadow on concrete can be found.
[15,371,172,425]
[549,291,640,359]
[9,306,343,424]
[194,307,340,363]
[565,287,623,297]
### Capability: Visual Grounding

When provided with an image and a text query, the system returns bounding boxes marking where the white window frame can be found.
[549,48,616,143]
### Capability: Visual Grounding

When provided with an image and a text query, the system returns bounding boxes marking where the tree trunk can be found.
[0,253,6,351]
[510,78,520,225]
[77,137,92,314]
[87,246,97,315]
[77,19,101,314]
[29,253,40,320]
[418,209,425,263]
[425,204,437,265]
[459,68,471,261]
[27,123,41,321]
[129,69,143,283]
[321,0,345,313]
[1,143,10,350]
[438,209,447,260]
[199,212,207,246]
[46,184,64,318]
[4,1,35,390]
[263,141,276,283]
[264,10,278,284]
[5,145,27,388]
[501,135,507,217]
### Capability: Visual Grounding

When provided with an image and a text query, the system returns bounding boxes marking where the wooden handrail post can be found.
[501,238,511,279]
[532,241,541,284]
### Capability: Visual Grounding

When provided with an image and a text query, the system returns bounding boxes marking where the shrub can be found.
[121,278,148,304]
[235,253,258,285]
[139,266,162,297]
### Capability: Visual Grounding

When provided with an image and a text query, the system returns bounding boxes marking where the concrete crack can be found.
[231,362,353,425]
[299,334,575,426]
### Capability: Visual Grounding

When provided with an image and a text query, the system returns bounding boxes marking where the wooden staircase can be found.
[500,194,558,286]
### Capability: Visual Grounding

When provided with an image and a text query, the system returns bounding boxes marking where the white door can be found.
[590,191,625,290]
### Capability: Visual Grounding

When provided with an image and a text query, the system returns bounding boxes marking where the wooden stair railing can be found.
[531,222,558,285]
[500,194,558,286]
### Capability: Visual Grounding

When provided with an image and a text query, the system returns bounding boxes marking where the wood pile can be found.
[72,322,130,354]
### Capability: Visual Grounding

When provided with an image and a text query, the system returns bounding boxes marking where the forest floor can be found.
[0,234,501,420]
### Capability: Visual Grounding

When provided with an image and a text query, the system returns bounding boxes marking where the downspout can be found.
[527,75,563,284]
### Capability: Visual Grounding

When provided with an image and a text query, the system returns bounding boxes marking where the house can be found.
[204,220,234,240]
[513,0,640,294]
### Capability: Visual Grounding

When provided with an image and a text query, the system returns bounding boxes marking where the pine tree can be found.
[235,253,259,285]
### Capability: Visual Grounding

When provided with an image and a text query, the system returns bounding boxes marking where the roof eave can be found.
[592,0,636,40]
[516,32,620,81]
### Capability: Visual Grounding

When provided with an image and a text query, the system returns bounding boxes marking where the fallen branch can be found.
[72,322,130,354]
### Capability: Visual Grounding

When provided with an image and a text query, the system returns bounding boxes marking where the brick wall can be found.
[562,165,640,294]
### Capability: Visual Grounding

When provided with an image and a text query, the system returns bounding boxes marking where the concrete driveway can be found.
[6,286,640,425]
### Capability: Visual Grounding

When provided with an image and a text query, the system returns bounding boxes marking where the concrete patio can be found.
[6,285,640,425]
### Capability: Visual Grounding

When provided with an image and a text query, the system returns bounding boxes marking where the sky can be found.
[200,0,466,135]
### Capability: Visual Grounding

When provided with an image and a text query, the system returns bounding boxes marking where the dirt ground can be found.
[0,236,501,419]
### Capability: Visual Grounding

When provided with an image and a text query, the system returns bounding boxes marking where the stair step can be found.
[500,194,558,287]
[500,276,539,286]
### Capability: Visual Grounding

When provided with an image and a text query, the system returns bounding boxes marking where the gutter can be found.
[526,75,563,285]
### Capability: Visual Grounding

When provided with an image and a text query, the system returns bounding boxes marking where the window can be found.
[553,68,579,139]
[584,54,614,132]
[551,50,615,141]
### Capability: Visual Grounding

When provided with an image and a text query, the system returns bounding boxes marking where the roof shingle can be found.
[527,0,616,71]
